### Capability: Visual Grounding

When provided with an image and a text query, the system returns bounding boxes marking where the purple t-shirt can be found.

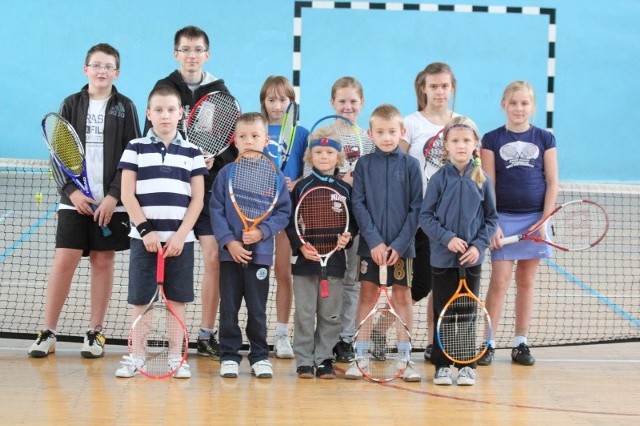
[482,125,556,213]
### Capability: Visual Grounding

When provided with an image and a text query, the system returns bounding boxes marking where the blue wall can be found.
[1,0,638,182]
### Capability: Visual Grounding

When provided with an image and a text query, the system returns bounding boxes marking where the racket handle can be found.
[320,279,329,298]
[499,235,520,246]
[89,205,112,237]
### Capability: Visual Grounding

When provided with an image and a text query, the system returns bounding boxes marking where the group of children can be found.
[27,26,559,386]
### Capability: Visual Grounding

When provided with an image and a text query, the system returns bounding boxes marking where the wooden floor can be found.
[1,339,639,425]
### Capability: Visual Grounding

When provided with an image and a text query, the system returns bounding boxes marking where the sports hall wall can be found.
[1,0,637,182]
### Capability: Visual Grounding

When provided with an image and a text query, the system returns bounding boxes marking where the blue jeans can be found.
[218,261,270,365]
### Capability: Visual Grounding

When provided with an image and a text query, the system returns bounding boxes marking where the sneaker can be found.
[511,343,535,366]
[333,339,355,363]
[197,332,220,360]
[81,327,106,359]
[115,355,145,378]
[423,344,433,363]
[251,359,273,378]
[457,366,476,386]
[220,360,239,378]
[169,357,191,379]
[344,358,366,380]
[477,345,495,366]
[28,330,57,358]
[316,359,336,379]
[370,330,387,361]
[400,360,421,382]
[274,334,294,359]
[296,365,314,378]
[433,366,453,385]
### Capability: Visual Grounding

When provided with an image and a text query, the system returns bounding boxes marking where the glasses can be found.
[176,48,208,56]
[86,64,117,72]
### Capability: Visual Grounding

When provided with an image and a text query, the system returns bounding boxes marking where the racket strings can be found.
[231,156,278,220]
[423,135,445,179]
[44,118,83,175]
[188,95,239,155]
[297,191,347,255]
[439,294,488,363]
[279,106,297,158]
[551,203,609,248]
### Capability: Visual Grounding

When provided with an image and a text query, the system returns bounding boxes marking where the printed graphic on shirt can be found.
[499,140,539,168]
[86,99,107,201]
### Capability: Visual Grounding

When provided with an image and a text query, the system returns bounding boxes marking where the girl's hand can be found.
[490,226,504,250]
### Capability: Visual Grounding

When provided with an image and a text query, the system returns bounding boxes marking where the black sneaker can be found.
[423,344,433,363]
[477,345,495,366]
[333,339,354,363]
[197,332,220,360]
[371,330,387,360]
[316,359,336,379]
[511,343,535,366]
[296,365,314,378]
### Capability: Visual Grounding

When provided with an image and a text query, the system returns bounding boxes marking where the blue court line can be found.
[0,204,57,262]
[544,258,640,328]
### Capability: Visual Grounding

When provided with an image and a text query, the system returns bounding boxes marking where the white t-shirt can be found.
[85,99,108,202]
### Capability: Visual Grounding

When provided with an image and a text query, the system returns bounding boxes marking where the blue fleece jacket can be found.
[419,160,499,268]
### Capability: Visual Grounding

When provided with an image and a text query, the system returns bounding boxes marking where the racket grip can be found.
[320,279,329,298]
[499,235,520,246]
[89,205,112,237]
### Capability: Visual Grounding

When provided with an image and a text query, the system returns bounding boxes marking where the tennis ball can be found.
[35,192,43,203]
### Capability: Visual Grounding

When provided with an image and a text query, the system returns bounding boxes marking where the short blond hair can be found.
[368,104,404,129]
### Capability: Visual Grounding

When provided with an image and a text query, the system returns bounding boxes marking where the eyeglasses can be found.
[86,64,117,72]
[176,48,208,56]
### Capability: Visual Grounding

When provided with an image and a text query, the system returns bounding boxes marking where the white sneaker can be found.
[344,358,366,380]
[115,355,145,378]
[81,327,106,359]
[457,366,476,386]
[400,360,421,382]
[169,356,191,379]
[251,360,273,378]
[220,360,239,378]
[274,334,294,359]
[433,366,453,385]
[28,330,56,358]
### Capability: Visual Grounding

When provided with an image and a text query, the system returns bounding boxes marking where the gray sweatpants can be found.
[339,236,361,342]
[292,274,343,368]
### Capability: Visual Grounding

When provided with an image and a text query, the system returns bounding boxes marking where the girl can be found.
[285,133,355,379]
[401,62,459,362]
[478,81,559,366]
[259,76,310,358]
[420,116,498,386]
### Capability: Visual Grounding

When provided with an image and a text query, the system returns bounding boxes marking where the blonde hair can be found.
[237,112,268,133]
[442,116,485,188]
[304,127,345,167]
[414,62,457,111]
[259,76,296,118]
[330,76,364,101]
[368,104,404,129]
[501,81,537,127]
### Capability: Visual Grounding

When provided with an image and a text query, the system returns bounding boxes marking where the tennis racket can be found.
[128,249,189,379]
[422,128,445,185]
[436,265,492,365]
[294,186,349,298]
[499,199,609,251]
[228,150,281,265]
[41,112,111,237]
[186,91,241,160]
[353,261,411,382]
[309,115,363,179]
[279,101,298,170]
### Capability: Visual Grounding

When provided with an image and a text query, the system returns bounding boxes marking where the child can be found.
[28,43,141,359]
[259,75,310,359]
[478,81,559,366]
[345,104,423,382]
[115,85,207,378]
[145,26,238,360]
[210,113,291,379]
[322,76,376,363]
[419,116,498,386]
[285,134,356,379]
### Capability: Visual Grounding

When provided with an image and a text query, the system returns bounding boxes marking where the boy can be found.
[285,134,357,378]
[145,25,237,359]
[115,85,207,378]
[210,113,291,379]
[345,104,423,382]
[28,43,140,359]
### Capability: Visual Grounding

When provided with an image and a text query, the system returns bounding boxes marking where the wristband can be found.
[136,221,153,237]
